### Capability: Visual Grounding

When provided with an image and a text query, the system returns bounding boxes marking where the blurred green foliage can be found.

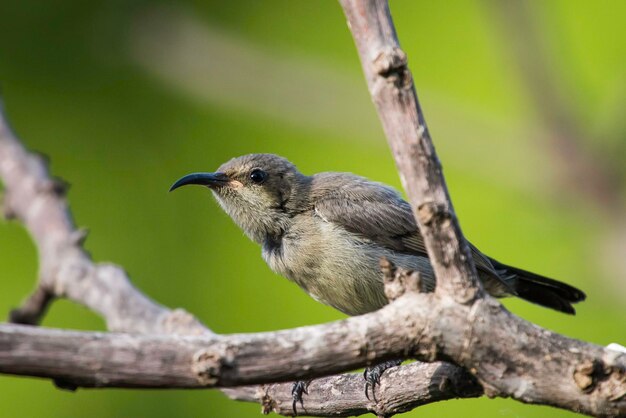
[0,1,624,417]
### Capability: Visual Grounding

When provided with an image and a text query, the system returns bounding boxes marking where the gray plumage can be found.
[171,153,585,316]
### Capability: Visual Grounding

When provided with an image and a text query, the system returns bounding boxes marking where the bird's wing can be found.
[312,173,499,277]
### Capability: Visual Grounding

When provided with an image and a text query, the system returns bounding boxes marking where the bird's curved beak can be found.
[169,172,231,192]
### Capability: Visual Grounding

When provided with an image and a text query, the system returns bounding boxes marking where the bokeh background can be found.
[0,1,624,417]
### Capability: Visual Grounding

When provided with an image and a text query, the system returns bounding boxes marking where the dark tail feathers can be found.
[491,260,586,315]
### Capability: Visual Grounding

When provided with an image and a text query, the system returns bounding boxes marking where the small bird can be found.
[171,153,585,315]
[170,153,586,406]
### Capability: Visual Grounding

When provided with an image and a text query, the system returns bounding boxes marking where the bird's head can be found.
[170,154,308,243]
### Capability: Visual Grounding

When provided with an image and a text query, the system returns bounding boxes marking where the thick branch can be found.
[0,305,462,390]
[1,1,624,416]
[1,289,624,416]
[338,4,626,413]
[223,362,482,417]
[339,0,482,303]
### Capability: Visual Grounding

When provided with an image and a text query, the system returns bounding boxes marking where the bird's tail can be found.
[490,259,586,315]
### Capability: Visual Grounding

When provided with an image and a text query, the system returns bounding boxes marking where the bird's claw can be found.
[291,380,310,415]
[364,359,402,401]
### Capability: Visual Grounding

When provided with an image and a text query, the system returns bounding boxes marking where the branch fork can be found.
[0,1,624,417]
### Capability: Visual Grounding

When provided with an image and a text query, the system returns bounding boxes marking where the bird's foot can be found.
[364,359,402,401]
[291,380,310,415]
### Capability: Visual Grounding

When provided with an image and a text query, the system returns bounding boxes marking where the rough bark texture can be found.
[0,1,625,417]
[0,103,208,337]
[339,0,482,304]
[223,362,482,417]
[0,297,468,389]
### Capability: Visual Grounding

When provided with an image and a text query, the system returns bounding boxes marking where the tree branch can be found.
[338,1,626,415]
[339,0,482,304]
[0,100,209,337]
[0,1,624,417]
[0,302,478,390]
[1,264,624,415]
[223,362,482,417]
[8,285,53,325]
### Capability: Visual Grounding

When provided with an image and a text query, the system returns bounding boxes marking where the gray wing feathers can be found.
[312,173,420,253]
[312,173,507,290]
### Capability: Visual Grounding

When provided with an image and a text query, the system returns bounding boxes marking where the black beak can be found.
[169,172,231,192]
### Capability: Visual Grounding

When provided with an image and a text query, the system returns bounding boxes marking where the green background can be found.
[0,1,624,417]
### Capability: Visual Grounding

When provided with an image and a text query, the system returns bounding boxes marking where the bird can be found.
[170,153,586,407]
[170,153,585,316]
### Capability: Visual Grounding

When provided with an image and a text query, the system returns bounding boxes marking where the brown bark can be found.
[222,362,481,417]
[0,1,624,416]
[339,0,483,304]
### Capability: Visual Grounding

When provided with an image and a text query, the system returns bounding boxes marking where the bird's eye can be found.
[249,168,267,184]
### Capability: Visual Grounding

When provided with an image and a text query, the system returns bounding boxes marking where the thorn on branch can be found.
[192,349,222,386]
[573,358,626,402]
[40,177,70,197]
[380,257,422,302]
[574,360,600,392]
[192,343,237,386]
[373,47,412,89]
[69,228,89,246]
[9,286,54,325]
[417,201,452,228]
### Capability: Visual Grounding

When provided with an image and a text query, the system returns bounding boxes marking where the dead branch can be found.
[0,282,623,415]
[338,1,625,415]
[339,0,482,304]
[223,362,481,417]
[0,102,207,336]
[0,1,624,417]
